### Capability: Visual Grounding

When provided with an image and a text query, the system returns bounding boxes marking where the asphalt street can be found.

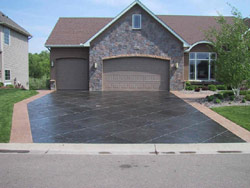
[1,153,250,188]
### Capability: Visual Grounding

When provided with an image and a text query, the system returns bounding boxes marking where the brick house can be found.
[0,11,31,89]
[45,0,233,91]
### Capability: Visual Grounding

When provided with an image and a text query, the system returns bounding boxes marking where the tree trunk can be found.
[232,88,240,98]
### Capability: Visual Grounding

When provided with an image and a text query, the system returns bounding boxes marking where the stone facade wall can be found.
[2,27,29,89]
[89,4,184,91]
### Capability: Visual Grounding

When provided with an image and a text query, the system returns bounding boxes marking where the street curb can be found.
[0,143,250,155]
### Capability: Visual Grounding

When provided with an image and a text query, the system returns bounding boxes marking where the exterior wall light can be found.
[94,63,98,69]
[51,61,54,67]
[175,63,179,69]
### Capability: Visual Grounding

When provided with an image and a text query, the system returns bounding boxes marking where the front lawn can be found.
[0,89,38,142]
[211,106,250,131]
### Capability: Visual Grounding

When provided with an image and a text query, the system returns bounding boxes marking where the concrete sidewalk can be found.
[1,143,250,155]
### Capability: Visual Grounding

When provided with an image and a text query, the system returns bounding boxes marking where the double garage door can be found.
[56,57,169,91]
[103,57,170,91]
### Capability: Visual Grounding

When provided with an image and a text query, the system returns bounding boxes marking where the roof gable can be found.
[83,0,189,47]
[0,11,31,37]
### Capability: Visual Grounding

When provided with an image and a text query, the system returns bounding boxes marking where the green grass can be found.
[211,106,250,131]
[0,89,38,142]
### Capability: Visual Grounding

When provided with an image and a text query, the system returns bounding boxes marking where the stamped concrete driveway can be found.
[28,91,244,143]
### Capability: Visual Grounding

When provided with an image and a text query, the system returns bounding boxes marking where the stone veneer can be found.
[89,4,184,91]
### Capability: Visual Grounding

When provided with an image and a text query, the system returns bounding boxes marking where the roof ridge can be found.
[157,14,233,17]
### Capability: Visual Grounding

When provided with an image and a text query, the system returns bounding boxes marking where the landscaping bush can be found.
[185,85,194,90]
[230,95,235,101]
[29,75,50,90]
[207,95,214,102]
[202,86,209,91]
[245,94,250,101]
[185,81,191,87]
[0,82,3,87]
[216,85,227,90]
[242,99,246,103]
[195,87,200,92]
[217,93,224,100]
[221,91,234,98]
[208,85,217,91]
[223,92,229,98]
[215,98,221,104]
[240,90,250,96]
[6,85,14,88]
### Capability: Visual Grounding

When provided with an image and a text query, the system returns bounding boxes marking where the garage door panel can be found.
[56,58,88,90]
[103,57,169,91]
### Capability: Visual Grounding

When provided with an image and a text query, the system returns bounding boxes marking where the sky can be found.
[1,0,249,53]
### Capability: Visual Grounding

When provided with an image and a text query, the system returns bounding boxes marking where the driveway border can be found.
[172,91,250,142]
[10,90,54,143]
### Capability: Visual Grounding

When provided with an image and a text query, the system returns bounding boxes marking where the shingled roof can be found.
[0,11,31,37]
[45,15,233,47]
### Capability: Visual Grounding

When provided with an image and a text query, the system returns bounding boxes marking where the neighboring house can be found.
[45,0,233,91]
[0,11,31,89]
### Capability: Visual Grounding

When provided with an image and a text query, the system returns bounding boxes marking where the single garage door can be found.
[56,58,88,90]
[103,57,169,91]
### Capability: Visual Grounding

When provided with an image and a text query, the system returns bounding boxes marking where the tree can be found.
[29,50,50,78]
[205,6,250,97]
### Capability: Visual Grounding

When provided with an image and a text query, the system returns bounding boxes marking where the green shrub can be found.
[242,99,246,103]
[185,81,191,87]
[221,91,234,98]
[208,85,217,91]
[217,93,224,100]
[230,95,235,101]
[240,90,247,95]
[0,82,3,87]
[195,87,200,92]
[223,92,229,98]
[185,85,194,90]
[6,84,14,88]
[29,75,50,90]
[216,85,227,90]
[240,90,250,96]
[202,86,209,91]
[245,94,250,101]
[207,95,214,102]
[215,98,221,104]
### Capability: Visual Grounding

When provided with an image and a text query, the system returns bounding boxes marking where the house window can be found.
[189,52,216,81]
[4,28,10,45]
[5,70,10,80]
[132,14,141,29]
